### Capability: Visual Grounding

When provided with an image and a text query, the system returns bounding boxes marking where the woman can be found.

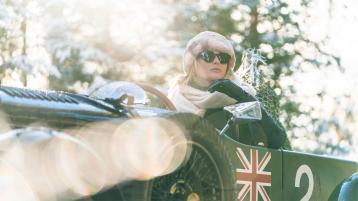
[168,31,289,148]
[168,31,256,116]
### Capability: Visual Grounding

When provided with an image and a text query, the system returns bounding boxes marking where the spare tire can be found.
[146,113,236,201]
[78,113,237,201]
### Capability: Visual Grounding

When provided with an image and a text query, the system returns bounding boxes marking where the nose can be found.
[212,55,220,64]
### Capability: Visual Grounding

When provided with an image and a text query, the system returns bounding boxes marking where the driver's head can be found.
[182,31,236,87]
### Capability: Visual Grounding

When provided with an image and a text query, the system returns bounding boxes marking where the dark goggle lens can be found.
[199,51,213,62]
[218,52,230,64]
[198,51,230,64]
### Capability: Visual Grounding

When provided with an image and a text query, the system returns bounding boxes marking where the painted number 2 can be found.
[295,164,314,201]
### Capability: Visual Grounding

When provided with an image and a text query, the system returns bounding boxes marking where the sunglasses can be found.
[197,50,231,64]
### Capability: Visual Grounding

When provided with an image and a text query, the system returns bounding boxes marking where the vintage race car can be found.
[0,80,357,201]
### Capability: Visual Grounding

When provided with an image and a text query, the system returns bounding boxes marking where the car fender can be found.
[337,172,358,201]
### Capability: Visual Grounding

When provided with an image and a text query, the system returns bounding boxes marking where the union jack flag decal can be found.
[236,148,272,201]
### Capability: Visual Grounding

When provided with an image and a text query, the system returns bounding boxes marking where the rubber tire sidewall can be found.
[147,113,237,201]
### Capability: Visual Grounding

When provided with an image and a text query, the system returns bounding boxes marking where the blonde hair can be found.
[183,60,197,85]
[182,31,236,76]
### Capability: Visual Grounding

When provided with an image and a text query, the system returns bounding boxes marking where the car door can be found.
[224,136,283,201]
[282,150,357,201]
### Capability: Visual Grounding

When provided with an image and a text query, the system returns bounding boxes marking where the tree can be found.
[166,0,352,155]
[0,0,60,87]
[0,0,355,156]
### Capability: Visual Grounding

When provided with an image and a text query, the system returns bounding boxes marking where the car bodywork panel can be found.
[222,135,357,201]
[0,84,357,201]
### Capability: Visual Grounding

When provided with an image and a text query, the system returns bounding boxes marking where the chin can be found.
[209,74,225,81]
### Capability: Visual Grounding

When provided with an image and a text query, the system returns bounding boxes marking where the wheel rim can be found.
[150,143,225,201]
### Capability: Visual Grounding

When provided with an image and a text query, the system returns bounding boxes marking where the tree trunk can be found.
[21,15,27,87]
[249,7,260,48]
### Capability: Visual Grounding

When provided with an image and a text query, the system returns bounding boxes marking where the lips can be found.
[210,68,222,72]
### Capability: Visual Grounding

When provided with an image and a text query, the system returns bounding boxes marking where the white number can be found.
[295,164,314,201]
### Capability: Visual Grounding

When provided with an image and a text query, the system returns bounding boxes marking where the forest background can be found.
[1,0,357,160]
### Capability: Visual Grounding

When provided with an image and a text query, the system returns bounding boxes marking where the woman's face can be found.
[195,50,229,85]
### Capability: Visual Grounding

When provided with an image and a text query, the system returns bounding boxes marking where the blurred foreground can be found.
[0,117,190,200]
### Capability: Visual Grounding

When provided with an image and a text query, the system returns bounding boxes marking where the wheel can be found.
[329,172,358,201]
[89,81,176,111]
[147,113,236,201]
[135,83,176,111]
[78,113,236,201]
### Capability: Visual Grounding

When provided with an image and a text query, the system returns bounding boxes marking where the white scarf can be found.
[168,75,256,116]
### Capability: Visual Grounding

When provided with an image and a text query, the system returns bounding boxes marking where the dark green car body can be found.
[0,83,357,201]
[221,135,357,201]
